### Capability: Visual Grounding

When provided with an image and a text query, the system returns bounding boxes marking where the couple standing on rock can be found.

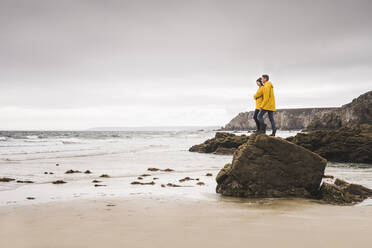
[253,74,277,136]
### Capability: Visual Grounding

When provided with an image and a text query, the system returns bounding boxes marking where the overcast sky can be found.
[1,0,371,130]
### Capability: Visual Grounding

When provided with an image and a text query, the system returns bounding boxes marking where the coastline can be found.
[1,129,372,247]
[1,196,372,248]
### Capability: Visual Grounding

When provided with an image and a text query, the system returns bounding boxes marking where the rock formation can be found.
[190,125,372,163]
[216,133,372,205]
[216,134,327,198]
[320,178,372,205]
[189,132,249,155]
[222,108,336,130]
[286,124,372,163]
[306,90,372,130]
[222,90,372,131]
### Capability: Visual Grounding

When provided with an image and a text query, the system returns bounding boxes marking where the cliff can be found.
[222,90,372,131]
[222,108,337,130]
[306,90,372,130]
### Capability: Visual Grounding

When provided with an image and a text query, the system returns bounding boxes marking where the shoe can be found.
[259,123,267,134]
[269,128,277,137]
[253,123,260,133]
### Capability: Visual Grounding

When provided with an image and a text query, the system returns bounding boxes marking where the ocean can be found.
[0,128,371,206]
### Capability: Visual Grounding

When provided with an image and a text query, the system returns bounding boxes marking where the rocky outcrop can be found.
[307,91,372,130]
[216,134,327,198]
[222,90,372,131]
[222,108,337,131]
[189,132,249,155]
[286,124,372,163]
[216,133,372,205]
[319,178,372,205]
[191,125,372,162]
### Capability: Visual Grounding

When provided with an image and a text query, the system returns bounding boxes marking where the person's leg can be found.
[253,109,260,131]
[268,111,277,136]
[257,110,267,133]
[257,109,266,125]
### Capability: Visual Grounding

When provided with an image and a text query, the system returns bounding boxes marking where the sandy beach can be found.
[2,0,372,247]
[1,196,372,248]
[1,129,372,247]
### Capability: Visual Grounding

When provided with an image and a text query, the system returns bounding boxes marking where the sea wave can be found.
[2,150,127,161]
[0,147,98,156]
[23,139,50,143]
[328,162,372,169]
[128,144,169,153]
[60,138,84,145]
[26,135,39,139]
[0,142,170,161]
[0,130,202,141]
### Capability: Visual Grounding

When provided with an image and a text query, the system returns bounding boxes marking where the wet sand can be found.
[1,196,372,248]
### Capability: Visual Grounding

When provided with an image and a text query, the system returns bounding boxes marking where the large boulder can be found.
[286,124,372,163]
[189,132,249,155]
[216,134,327,198]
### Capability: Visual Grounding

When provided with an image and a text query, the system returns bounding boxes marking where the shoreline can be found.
[1,129,372,247]
[2,163,371,207]
[1,196,372,248]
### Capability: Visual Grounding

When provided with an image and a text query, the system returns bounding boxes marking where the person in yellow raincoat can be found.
[253,78,264,132]
[257,74,277,136]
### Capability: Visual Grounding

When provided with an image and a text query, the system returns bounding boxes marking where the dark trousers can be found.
[258,109,276,130]
[253,109,260,130]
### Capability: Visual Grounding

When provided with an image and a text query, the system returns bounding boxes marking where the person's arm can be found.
[253,87,263,100]
[259,85,270,109]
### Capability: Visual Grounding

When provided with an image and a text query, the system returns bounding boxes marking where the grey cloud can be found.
[0,0,371,128]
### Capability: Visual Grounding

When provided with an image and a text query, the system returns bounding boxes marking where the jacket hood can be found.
[265,81,273,88]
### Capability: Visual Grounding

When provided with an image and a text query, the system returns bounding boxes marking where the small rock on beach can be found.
[323,175,334,179]
[179,177,197,182]
[94,184,107,187]
[52,180,67,184]
[131,181,155,185]
[65,170,82,174]
[0,177,15,182]
[166,183,182,187]
[16,180,34,183]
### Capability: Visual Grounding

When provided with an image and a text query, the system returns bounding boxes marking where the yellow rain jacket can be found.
[260,81,276,111]
[253,86,264,110]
